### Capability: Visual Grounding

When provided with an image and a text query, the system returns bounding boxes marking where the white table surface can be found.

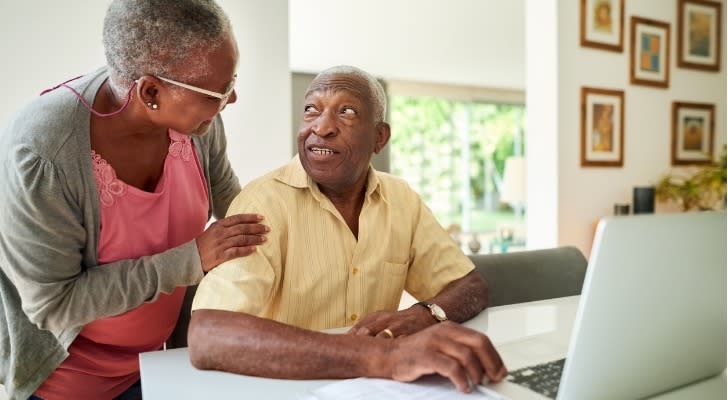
[139,296,725,399]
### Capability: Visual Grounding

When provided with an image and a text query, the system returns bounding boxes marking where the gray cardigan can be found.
[0,68,241,399]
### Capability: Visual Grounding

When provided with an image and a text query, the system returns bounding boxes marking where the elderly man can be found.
[188,65,507,393]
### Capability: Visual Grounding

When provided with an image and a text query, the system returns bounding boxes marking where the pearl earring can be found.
[147,102,159,110]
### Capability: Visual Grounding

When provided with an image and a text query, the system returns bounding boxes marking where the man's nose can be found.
[311,111,337,137]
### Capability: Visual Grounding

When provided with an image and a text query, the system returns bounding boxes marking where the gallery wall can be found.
[528,0,727,256]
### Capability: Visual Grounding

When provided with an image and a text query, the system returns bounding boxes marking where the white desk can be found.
[139,296,725,399]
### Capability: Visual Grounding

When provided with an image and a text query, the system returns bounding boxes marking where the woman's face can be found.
[149,33,240,136]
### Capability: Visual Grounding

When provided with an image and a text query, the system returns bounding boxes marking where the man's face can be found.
[297,74,389,192]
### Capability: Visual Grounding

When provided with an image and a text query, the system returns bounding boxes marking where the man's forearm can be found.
[188,309,389,379]
[425,270,489,323]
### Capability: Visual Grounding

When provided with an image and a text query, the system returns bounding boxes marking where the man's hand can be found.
[381,321,508,393]
[347,305,436,338]
[196,214,269,272]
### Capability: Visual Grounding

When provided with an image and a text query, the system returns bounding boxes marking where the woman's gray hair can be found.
[310,66,387,123]
[103,0,231,96]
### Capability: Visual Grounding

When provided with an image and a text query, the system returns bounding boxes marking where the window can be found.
[389,87,526,238]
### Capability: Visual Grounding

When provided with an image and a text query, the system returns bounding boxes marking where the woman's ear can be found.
[136,76,162,110]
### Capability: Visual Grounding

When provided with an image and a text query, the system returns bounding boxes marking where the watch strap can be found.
[414,301,447,322]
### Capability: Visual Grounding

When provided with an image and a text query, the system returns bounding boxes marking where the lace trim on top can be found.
[169,134,193,161]
[91,151,127,207]
[91,133,193,207]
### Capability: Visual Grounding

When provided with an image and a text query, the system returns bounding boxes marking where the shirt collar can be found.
[275,155,387,203]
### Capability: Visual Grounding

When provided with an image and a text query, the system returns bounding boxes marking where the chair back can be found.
[469,246,587,307]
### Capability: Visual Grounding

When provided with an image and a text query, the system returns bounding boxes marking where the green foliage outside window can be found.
[389,96,525,232]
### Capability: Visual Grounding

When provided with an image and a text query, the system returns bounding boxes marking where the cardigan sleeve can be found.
[0,146,204,332]
[205,116,242,220]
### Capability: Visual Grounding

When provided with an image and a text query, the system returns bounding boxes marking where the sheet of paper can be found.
[298,375,503,400]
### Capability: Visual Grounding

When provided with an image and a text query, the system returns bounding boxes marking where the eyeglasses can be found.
[156,75,236,108]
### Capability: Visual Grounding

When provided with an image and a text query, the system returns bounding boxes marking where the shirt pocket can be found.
[363,261,409,313]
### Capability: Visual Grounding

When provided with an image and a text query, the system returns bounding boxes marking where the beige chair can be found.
[469,246,588,307]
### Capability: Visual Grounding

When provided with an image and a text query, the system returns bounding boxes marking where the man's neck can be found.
[318,179,368,239]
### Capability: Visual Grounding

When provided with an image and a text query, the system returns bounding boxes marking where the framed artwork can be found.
[671,102,715,165]
[581,87,624,167]
[580,0,625,52]
[677,0,722,71]
[630,17,671,88]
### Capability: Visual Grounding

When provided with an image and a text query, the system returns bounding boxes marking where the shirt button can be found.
[350,313,358,321]
[352,267,359,275]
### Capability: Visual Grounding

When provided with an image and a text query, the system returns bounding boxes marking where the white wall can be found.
[0,0,109,118]
[217,0,290,184]
[525,0,560,250]
[289,0,525,90]
[0,0,290,187]
[529,0,727,256]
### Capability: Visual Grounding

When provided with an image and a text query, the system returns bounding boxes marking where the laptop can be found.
[504,211,726,399]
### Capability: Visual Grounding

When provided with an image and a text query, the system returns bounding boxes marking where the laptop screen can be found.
[557,211,726,399]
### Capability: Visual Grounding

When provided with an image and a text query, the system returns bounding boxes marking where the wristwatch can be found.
[415,301,448,322]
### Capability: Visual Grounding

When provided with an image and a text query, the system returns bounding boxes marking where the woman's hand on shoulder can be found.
[196,214,269,272]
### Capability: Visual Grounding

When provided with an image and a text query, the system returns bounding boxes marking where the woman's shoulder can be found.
[1,69,107,163]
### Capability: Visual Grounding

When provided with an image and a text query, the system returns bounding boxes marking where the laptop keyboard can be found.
[506,358,566,399]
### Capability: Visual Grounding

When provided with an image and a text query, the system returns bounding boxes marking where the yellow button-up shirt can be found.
[192,157,474,330]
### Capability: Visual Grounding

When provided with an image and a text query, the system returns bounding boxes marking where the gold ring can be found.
[382,328,394,338]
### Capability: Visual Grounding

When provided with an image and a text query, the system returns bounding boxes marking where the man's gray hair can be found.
[103,0,231,97]
[311,66,387,123]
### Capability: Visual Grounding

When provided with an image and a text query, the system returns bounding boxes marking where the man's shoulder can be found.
[240,157,308,193]
[240,167,287,193]
[374,170,406,186]
[230,163,302,211]
[373,170,421,200]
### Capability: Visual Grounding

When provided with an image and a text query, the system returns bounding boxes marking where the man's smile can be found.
[307,144,340,161]
[310,147,336,155]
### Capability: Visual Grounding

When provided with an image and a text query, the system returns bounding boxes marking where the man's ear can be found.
[374,122,391,154]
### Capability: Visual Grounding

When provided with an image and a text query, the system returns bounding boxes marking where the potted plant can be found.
[655,145,727,211]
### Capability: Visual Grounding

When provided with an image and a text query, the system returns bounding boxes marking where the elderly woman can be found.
[0,1,267,399]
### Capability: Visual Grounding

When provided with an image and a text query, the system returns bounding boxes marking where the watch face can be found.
[430,304,447,321]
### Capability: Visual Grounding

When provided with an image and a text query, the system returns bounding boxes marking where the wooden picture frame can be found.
[677,0,722,71]
[581,87,624,167]
[671,101,715,165]
[580,0,625,52]
[630,16,671,88]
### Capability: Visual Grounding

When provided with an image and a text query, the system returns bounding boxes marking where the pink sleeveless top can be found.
[35,130,209,400]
